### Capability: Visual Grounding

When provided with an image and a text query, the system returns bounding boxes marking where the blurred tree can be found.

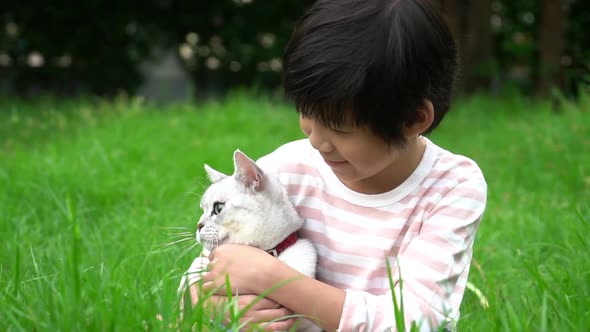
[0,0,588,99]
[460,0,494,93]
[142,0,312,97]
[0,0,311,98]
[564,0,590,97]
[440,0,495,94]
[492,1,541,93]
[0,2,162,96]
[538,0,568,97]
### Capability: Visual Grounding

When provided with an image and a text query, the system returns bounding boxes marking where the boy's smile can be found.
[321,157,348,167]
[300,115,426,195]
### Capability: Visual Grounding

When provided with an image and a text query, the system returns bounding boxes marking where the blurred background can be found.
[0,0,588,103]
[1,2,589,330]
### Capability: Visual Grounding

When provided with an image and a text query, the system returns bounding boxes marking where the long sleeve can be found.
[338,179,487,331]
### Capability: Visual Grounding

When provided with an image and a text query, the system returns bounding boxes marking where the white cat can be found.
[178,149,319,331]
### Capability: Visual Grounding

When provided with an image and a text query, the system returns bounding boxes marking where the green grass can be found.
[1,92,589,331]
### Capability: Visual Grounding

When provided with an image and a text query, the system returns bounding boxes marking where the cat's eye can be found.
[212,202,225,215]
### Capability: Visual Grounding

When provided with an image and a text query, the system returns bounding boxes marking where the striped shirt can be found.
[257,138,487,331]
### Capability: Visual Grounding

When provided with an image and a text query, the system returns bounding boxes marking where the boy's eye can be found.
[331,127,352,134]
[212,202,225,215]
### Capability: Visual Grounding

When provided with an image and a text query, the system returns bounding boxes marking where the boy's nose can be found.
[301,116,334,153]
[309,132,334,153]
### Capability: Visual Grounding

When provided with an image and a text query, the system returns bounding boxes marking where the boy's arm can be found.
[257,265,346,331]
[256,179,487,331]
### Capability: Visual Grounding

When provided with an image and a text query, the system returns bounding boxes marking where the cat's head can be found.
[196,149,303,252]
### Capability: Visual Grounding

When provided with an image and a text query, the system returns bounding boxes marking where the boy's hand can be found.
[189,287,296,331]
[202,244,276,295]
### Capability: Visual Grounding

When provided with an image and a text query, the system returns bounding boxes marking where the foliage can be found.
[0,2,164,95]
[0,1,588,97]
[564,0,590,94]
[0,1,310,97]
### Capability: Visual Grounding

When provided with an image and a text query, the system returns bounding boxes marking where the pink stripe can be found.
[320,279,355,291]
[399,244,456,276]
[297,206,410,241]
[443,185,486,197]
[287,184,398,218]
[278,163,321,177]
[423,218,481,242]
[315,246,454,285]
[425,184,485,198]
[423,170,475,182]
[302,228,392,257]
[435,156,477,169]
[428,206,483,220]
[404,182,484,204]
[289,183,482,217]
[317,255,389,278]
[317,273,393,294]
[289,184,446,222]
[364,287,393,294]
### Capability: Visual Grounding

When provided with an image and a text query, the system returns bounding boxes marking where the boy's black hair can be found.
[283,0,458,147]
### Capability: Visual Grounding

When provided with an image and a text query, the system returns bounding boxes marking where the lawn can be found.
[1,92,589,331]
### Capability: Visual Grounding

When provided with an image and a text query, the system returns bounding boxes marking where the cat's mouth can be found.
[198,226,228,250]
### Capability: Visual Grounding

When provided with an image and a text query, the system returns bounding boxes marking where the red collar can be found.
[266,232,299,257]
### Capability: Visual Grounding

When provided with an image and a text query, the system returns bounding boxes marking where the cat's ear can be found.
[233,149,264,191]
[204,164,228,183]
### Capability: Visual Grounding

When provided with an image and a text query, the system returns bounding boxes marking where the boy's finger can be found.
[260,318,297,331]
[238,295,282,310]
[241,307,292,324]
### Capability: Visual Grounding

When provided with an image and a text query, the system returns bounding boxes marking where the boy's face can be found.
[299,114,422,194]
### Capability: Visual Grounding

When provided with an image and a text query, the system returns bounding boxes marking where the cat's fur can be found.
[195,150,317,277]
[178,150,319,330]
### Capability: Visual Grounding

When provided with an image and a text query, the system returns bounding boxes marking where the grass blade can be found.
[386,257,406,331]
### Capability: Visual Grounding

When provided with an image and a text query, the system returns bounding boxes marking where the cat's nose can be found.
[197,223,205,232]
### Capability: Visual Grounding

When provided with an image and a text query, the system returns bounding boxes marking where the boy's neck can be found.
[345,136,427,195]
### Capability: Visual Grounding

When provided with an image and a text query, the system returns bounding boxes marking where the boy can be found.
[193,0,487,330]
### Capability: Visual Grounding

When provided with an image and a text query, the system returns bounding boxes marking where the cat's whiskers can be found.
[166,232,194,240]
[161,226,192,231]
[199,227,221,251]
[160,226,195,241]
[175,241,201,263]
[158,226,193,238]
[147,226,197,256]
[160,237,195,248]
[205,236,219,251]
[149,239,195,257]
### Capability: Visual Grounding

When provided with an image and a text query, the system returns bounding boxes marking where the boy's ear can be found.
[233,149,264,191]
[404,100,435,136]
